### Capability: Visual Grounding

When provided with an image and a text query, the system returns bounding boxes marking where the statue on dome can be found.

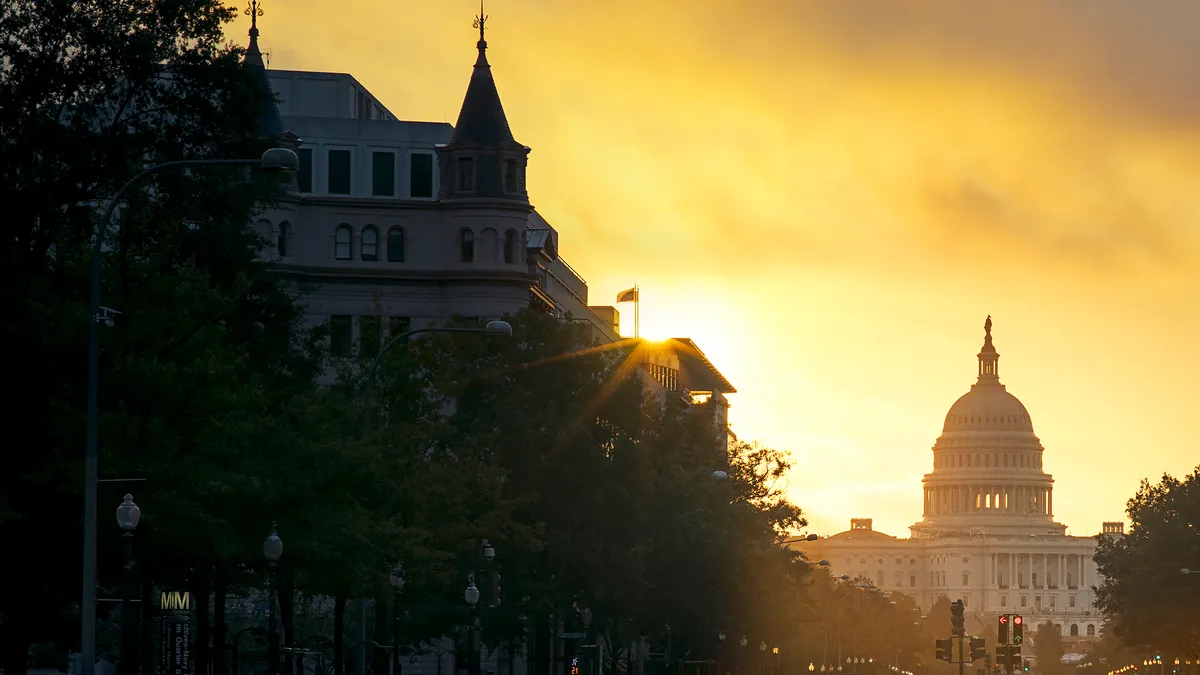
[984,315,992,338]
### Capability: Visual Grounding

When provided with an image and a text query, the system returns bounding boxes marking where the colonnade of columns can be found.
[989,552,1088,589]
[923,484,1052,516]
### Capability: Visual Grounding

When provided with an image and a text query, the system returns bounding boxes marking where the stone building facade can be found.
[239,17,736,426]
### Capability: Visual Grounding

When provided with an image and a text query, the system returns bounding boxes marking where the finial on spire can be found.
[245,0,263,40]
[473,0,488,50]
[985,315,992,338]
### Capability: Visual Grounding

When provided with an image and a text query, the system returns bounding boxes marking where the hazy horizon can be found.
[238,0,1200,538]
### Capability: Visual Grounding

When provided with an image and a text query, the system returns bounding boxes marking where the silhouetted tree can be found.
[1093,466,1200,655]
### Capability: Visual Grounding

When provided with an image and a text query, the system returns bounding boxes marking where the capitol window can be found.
[1049,596,1056,607]
[1020,596,1027,607]
[1000,595,1007,607]
[962,572,969,585]
[1069,596,1076,607]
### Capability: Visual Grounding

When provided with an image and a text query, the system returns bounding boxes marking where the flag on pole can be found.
[616,287,638,303]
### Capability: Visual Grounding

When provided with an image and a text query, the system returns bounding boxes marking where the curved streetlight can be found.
[362,321,512,393]
[712,470,729,480]
[82,147,300,675]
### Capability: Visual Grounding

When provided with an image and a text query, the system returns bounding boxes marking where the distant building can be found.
[789,320,1121,644]
[240,16,735,431]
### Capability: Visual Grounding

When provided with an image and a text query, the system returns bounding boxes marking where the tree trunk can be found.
[335,595,347,675]
[195,572,212,675]
[282,568,295,675]
[213,567,227,675]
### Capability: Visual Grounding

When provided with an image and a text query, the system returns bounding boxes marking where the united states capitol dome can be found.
[942,317,1034,433]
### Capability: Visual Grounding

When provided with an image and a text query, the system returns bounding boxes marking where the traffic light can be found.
[1012,615,1024,645]
[998,615,1010,644]
[936,639,953,662]
[951,600,966,636]
[970,638,987,661]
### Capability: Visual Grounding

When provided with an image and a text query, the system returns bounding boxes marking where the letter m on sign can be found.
[160,591,191,610]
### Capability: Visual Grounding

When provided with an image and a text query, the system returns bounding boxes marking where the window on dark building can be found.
[460,229,474,262]
[330,315,352,357]
[458,157,474,192]
[334,225,352,260]
[505,158,518,192]
[503,229,518,263]
[410,153,433,198]
[328,149,352,194]
[388,317,411,340]
[359,316,381,356]
[372,152,395,196]
[277,222,291,257]
[387,227,405,262]
[361,226,379,261]
[297,149,313,193]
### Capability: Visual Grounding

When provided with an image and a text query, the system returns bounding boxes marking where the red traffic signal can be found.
[1013,616,1023,625]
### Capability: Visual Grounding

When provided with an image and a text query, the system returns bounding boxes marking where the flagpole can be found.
[635,283,639,338]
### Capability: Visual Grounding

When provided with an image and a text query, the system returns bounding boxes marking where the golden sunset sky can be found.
[237,1,1199,538]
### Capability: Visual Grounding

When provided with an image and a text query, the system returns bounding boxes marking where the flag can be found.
[616,287,638,303]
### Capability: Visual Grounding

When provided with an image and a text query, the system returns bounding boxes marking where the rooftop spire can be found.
[244,0,265,67]
[450,3,515,146]
[241,0,285,138]
[978,315,999,381]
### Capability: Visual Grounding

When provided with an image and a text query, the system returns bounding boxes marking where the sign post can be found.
[159,590,193,675]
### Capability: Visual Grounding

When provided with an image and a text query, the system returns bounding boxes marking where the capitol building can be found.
[791,319,1123,643]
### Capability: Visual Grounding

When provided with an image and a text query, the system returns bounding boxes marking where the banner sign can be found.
[159,614,192,675]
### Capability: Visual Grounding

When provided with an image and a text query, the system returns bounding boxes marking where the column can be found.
[1058,555,1064,588]
[1048,489,1053,517]
[1009,553,1015,588]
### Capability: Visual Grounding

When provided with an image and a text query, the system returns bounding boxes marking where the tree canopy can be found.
[0,1,826,673]
[1092,466,1200,656]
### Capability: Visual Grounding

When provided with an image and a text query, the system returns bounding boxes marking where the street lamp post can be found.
[264,528,284,675]
[581,608,594,675]
[390,563,406,675]
[741,636,749,675]
[81,147,299,675]
[116,495,141,675]
[760,642,767,675]
[466,580,482,675]
[719,632,727,675]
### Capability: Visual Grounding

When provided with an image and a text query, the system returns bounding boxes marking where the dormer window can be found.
[504,158,519,192]
[458,157,475,192]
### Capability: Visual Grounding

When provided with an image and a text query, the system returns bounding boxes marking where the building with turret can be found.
[789,319,1122,648]
[240,12,736,428]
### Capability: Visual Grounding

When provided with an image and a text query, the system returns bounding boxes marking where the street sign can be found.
[558,632,587,639]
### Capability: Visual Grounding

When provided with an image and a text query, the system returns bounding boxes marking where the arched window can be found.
[460,228,475,262]
[504,228,518,263]
[1054,624,1062,635]
[1069,624,1078,637]
[334,224,353,260]
[361,226,379,261]
[387,227,405,262]
[962,572,969,585]
[1086,624,1095,637]
[277,222,291,257]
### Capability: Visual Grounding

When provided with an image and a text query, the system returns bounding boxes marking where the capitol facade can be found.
[791,320,1123,644]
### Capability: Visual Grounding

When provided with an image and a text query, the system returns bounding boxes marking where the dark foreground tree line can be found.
[0,0,819,673]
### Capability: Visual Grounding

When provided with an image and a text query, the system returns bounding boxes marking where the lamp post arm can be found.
[82,155,269,675]
[361,327,496,394]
